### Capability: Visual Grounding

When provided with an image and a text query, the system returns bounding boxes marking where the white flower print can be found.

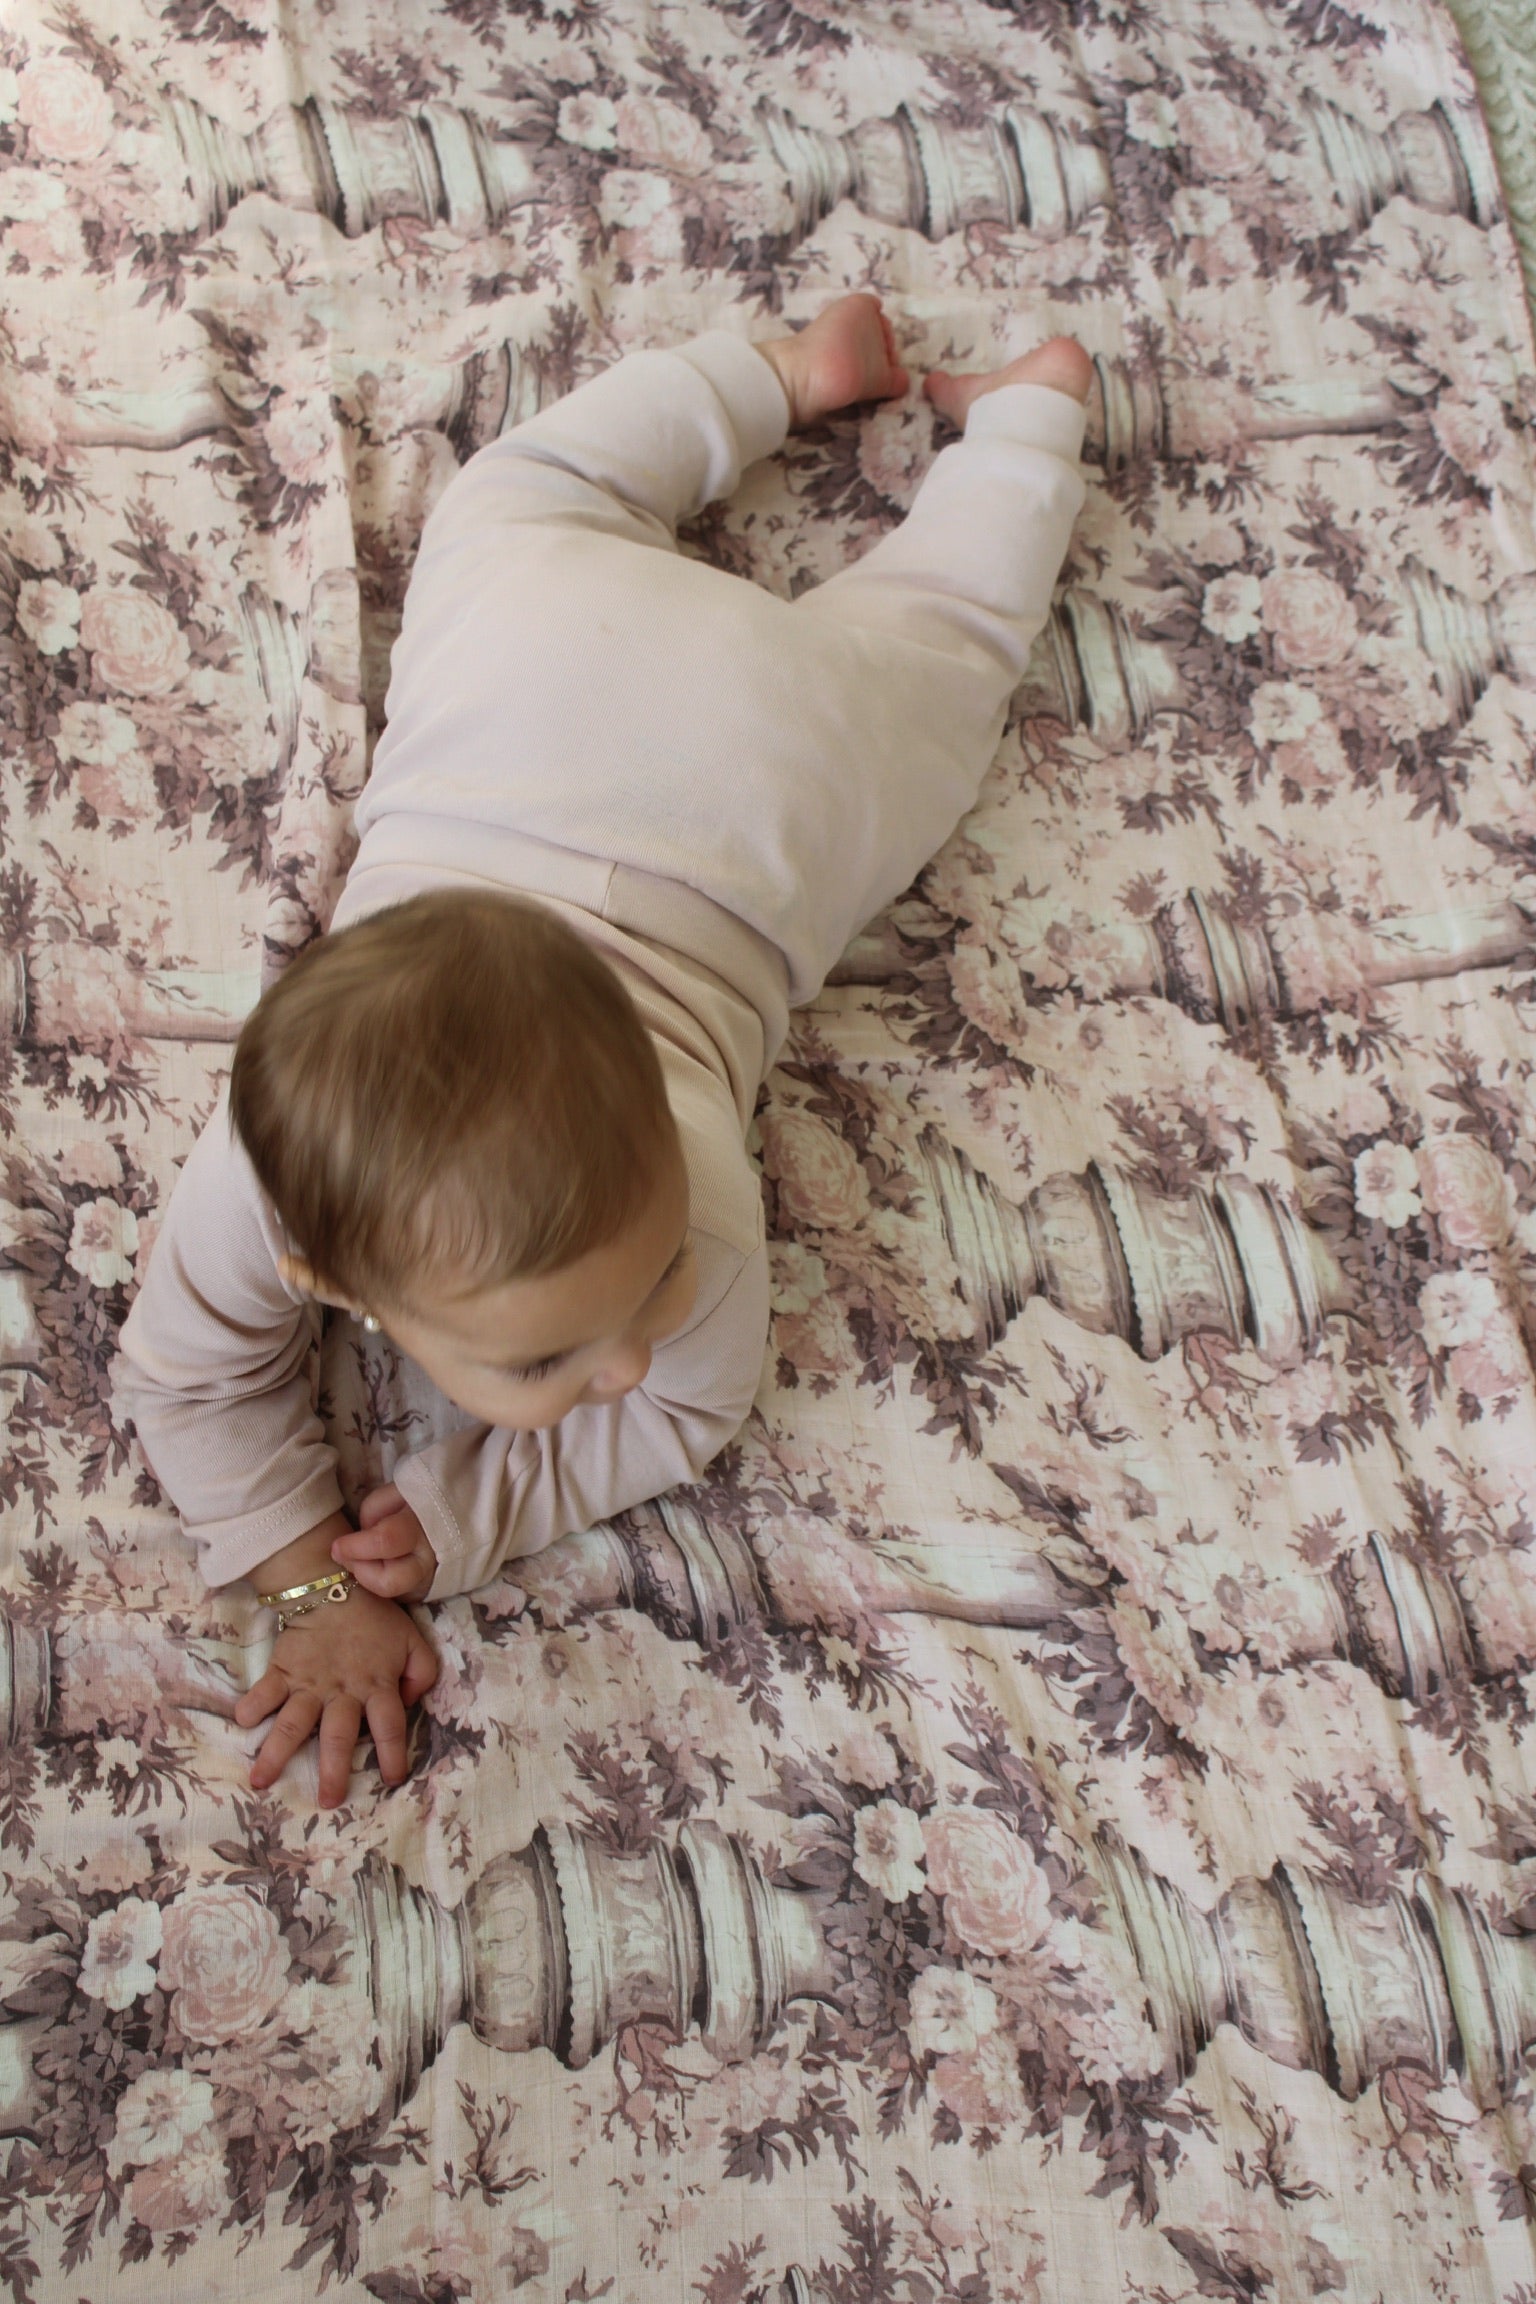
[1248,680,1323,746]
[908,1966,999,2057]
[78,1897,162,2011]
[16,577,80,654]
[1200,572,1262,643]
[109,2068,216,2171]
[852,1799,928,1902]
[66,1198,139,1288]
[1352,1141,1421,1228]
[557,91,618,151]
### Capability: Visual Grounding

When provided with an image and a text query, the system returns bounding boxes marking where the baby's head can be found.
[230,891,695,1427]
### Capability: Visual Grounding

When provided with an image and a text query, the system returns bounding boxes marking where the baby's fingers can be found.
[357,1482,405,1528]
[402,1627,441,1707]
[316,1695,363,1809]
[250,1692,322,1791]
[235,1666,288,1731]
[348,1551,432,1601]
[366,1687,411,1787]
[334,1511,420,1563]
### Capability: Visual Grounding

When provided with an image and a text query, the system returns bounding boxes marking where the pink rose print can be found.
[1185,517,1247,567]
[932,2030,1028,2126]
[17,57,113,165]
[857,404,927,507]
[56,1137,122,1190]
[1175,92,1256,178]
[1111,1601,1202,1733]
[757,1107,871,1234]
[947,935,1025,1046]
[7,506,63,571]
[263,394,335,485]
[1187,222,1253,286]
[126,2146,226,2233]
[1429,397,1503,481]
[1260,571,1359,670]
[1419,1270,1526,1400]
[73,1838,155,1897]
[1273,719,1348,798]
[1416,1138,1511,1249]
[922,1809,1051,1959]
[79,590,191,697]
[159,1885,289,2043]
[833,1719,900,1791]
[615,92,713,175]
[1448,1335,1525,1401]
[56,698,140,773]
[1170,185,1234,238]
[1124,89,1178,148]
[7,201,85,272]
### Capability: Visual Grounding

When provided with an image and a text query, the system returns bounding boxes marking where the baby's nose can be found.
[586,1339,652,1401]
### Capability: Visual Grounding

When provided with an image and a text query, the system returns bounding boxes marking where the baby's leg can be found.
[784,341,1092,977]
[416,331,791,567]
[801,338,1091,688]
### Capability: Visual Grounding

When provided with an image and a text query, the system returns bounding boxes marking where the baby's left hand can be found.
[332,1483,438,1601]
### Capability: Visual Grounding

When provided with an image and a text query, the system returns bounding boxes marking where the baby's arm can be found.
[334,1231,768,1603]
[116,1097,349,1571]
[235,1516,438,1807]
[116,1101,440,1803]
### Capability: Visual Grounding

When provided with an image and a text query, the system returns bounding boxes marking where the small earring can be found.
[361,1313,381,1334]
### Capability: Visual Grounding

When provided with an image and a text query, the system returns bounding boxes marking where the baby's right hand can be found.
[331,1481,438,1601]
[236,1586,439,1807]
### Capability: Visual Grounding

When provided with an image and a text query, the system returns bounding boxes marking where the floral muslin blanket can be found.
[4,0,1536,2296]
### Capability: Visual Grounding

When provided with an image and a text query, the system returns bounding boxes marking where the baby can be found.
[118,294,1091,1805]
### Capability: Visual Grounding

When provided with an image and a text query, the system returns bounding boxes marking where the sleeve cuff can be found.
[193,1468,347,1590]
[676,330,792,470]
[964,380,1088,465]
[392,1453,474,1599]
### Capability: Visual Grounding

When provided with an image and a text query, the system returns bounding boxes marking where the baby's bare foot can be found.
[925,336,1094,428]
[759,293,910,429]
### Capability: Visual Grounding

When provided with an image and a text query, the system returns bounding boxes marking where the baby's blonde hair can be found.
[230,891,679,1310]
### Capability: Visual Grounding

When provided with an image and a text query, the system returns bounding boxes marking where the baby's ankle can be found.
[756,337,806,428]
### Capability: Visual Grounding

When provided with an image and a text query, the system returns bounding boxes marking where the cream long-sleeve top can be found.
[117,853,787,1604]
[116,327,1087,1603]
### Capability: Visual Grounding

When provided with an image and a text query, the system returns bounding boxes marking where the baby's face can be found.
[379,1160,696,1430]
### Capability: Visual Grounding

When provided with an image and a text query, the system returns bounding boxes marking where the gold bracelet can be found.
[255,1568,351,1608]
[256,1567,355,1633]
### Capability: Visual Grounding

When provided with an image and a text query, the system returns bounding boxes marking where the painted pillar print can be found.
[0,1814,839,2137]
[31,78,1501,268]
[32,338,546,470]
[501,1501,1534,1714]
[8,1790,1536,2165]
[1,941,260,1053]
[1004,569,1536,746]
[6,0,1536,2289]
[833,885,1536,1032]
[761,90,1501,246]
[778,1116,1349,1371]
[163,92,543,239]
